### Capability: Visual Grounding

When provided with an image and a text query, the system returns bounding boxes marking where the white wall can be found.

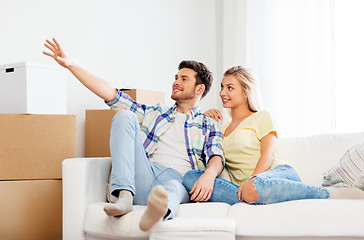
[0,0,219,157]
[219,0,248,125]
[244,0,340,137]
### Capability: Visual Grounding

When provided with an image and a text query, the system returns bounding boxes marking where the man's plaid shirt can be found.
[106,90,224,170]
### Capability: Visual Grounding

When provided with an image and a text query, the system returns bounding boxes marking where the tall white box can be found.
[0,62,67,114]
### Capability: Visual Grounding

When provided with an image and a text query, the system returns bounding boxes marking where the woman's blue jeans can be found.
[183,165,329,205]
[107,110,189,219]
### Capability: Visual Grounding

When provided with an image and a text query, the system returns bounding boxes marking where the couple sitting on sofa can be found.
[44,38,334,232]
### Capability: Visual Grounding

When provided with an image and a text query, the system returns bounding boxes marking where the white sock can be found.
[139,185,169,232]
[104,190,133,216]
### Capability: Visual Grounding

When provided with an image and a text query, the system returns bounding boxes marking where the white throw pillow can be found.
[322,139,364,190]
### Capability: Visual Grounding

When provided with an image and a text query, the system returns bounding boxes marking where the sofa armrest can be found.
[62,157,111,240]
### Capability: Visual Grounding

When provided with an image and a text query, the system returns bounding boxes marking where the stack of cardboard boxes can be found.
[0,62,166,239]
[0,63,76,240]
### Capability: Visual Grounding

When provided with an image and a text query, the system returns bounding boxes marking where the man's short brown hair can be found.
[178,60,213,99]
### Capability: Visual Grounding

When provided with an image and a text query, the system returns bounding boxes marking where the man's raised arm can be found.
[43,38,117,102]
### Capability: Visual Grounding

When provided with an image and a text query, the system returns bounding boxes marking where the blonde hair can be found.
[224,66,260,112]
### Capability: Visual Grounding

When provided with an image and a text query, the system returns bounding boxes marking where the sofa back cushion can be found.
[276,132,364,186]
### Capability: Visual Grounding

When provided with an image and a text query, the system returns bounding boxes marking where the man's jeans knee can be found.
[112,110,139,129]
[182,170,203,193]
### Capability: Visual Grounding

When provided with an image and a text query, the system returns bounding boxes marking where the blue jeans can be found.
[183,165,329,205]
[108,110,189,219]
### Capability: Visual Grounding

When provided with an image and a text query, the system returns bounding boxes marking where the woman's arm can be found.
[43,38,117,102]
[251,131,277,177]
[237,131,277,201]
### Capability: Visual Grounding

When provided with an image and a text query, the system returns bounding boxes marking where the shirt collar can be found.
[172,103,201,118]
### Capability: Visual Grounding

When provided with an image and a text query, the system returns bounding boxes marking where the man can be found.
[43,38,224,231]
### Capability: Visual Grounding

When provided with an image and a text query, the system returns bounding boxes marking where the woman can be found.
[183,66,330,205]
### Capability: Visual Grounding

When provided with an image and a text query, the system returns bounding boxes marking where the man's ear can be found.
[196,84,205,96]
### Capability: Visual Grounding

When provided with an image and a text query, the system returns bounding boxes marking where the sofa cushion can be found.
[84,202,231,239]
[176,202,230,217]
[323,139,364,190]
[150,217,236,240]
[276,132,364,186]
[84,203,149,239]
[228,199,364,237]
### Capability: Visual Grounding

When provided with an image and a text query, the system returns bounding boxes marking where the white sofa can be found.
[63,132,364,240]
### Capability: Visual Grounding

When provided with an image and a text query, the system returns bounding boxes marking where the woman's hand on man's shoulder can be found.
[204,108,223,122]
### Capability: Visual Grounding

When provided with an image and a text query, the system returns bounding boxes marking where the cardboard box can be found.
[121,89,165,104]
[0,180,62,240]
[0,114,76,180]
[0,62,67,114]
[85,89,164,157]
